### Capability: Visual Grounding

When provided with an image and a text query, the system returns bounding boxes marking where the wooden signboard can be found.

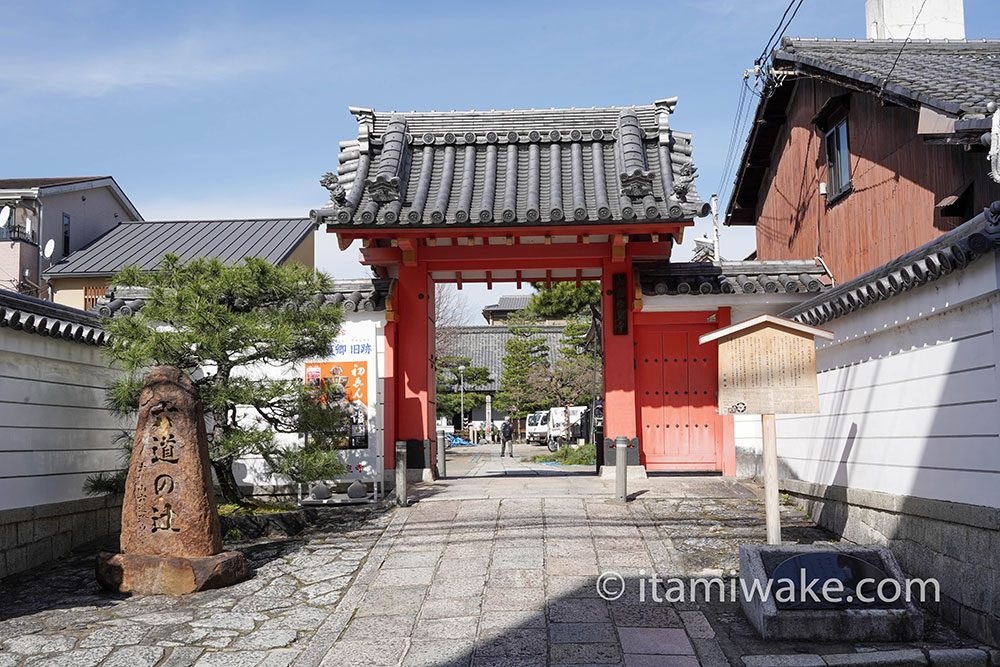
[700,315,833,545]
[701,315,833,415]
[717,325,820,415]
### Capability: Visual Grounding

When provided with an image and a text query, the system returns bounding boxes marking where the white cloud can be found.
[0,29,283,98]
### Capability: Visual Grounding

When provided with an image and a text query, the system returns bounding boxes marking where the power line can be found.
[716,77,749,198]
[879,0,928,97]
[758,0,799,65]
[716,0,806,211]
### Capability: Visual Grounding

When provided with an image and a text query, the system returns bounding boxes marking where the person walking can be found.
[500,417,515,457]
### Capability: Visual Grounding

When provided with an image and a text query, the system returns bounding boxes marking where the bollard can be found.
[436,429,447,478]
[395,440,408,506]
[615,436,628,504]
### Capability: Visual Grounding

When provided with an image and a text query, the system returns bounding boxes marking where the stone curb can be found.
[743,647,991,666]
[292,506,407,667]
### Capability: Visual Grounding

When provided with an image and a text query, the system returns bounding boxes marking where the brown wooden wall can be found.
[755,79,1000,283]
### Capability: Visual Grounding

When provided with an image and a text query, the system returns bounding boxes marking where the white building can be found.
[0,177,142,298]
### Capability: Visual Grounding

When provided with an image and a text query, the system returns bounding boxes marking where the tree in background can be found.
[558,315,593,358]
[97,255,347,504]
[528,312,603,445]
[435,283,471,356]
[495,312,550,432]
[527,353,601,445]
[527,281,601,320]
[436,355,491,427]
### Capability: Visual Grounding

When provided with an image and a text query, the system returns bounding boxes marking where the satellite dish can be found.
[42,239,55,259]
[0,206,9,226]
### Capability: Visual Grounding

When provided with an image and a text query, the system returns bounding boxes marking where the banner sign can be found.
[304,320,378,476]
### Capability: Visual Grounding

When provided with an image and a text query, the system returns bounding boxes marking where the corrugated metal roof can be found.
[0,177,107,189]
[44,219,316,277]
[440,325,565,391]
[312,100,710,229]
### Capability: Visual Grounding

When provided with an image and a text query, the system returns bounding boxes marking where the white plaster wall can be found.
[0,329,127,510]
[747,256,1000,508]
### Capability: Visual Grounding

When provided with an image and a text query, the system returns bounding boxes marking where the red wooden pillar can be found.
[601,257,638,445]
[382,320,397,471]
[392,263,435,471]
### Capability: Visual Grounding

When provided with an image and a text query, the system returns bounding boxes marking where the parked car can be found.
[546,406,588,452]
[526,410,549,445]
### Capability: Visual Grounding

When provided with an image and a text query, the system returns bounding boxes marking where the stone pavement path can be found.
[2,469,989,667]
[319,490,754,667]
[314,472,987,667]
[0,506,390,667]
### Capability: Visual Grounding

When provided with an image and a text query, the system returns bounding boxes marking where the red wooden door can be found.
[636,324,720,470]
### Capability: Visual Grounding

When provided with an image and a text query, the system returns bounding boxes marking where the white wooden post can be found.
[761,413,781,545]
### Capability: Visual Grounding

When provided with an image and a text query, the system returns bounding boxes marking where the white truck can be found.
[546,406,588,452]
[526,410,549,445]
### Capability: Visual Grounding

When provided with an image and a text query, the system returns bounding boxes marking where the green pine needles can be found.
[97,255,349,504]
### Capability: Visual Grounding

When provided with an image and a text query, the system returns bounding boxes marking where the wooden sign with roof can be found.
[700,314,833,544]
[699,314,834,415]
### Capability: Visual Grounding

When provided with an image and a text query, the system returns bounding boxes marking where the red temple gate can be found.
[310,100,781,477]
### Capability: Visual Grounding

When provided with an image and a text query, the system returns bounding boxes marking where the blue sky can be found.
[4,1,997,321]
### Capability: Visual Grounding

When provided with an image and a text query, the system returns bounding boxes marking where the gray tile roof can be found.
[312,100,710,229]
[440,325,565,391]
[637,260,830,296]
[783,202,1000,326]
[484,295,532,312]
[0,288,107,345]
[776,38,1000,116]
[44,219,316,278]
[92,279,390,317]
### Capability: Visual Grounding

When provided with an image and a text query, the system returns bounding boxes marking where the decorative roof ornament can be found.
[988,101,999,184]
[320,172,347,205]
[653,97,676,145]
[674,164,698,202]
[616,110,654,199]
[365,115,410,203]
[350,106,376,154]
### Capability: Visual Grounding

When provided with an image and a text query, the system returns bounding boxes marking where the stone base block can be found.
[739,543,923,642]
[96,550,247,595]
[599,465,648,480]
[406,468,435,483]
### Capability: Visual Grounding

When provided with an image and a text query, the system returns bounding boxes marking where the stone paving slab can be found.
[306,445,994,667]
[2,445,994,667]
[0,506,390,667]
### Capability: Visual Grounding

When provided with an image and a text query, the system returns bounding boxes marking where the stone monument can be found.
[97,366,247,595]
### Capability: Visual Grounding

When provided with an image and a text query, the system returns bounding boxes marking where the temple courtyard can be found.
[0,444,991,667]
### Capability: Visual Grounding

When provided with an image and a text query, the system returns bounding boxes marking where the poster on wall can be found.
[303,320,378,479]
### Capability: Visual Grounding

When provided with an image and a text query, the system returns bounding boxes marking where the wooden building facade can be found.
[726,38,1000,283]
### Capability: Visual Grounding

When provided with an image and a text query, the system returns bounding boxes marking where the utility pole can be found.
[458,365,466,432]
[711,194,721,263]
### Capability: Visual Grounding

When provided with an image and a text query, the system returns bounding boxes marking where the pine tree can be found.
[527,281,601,320]
[494,312,550,426]
[99,254,347,504]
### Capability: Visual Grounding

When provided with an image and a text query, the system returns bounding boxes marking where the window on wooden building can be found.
[825,118,851,200]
